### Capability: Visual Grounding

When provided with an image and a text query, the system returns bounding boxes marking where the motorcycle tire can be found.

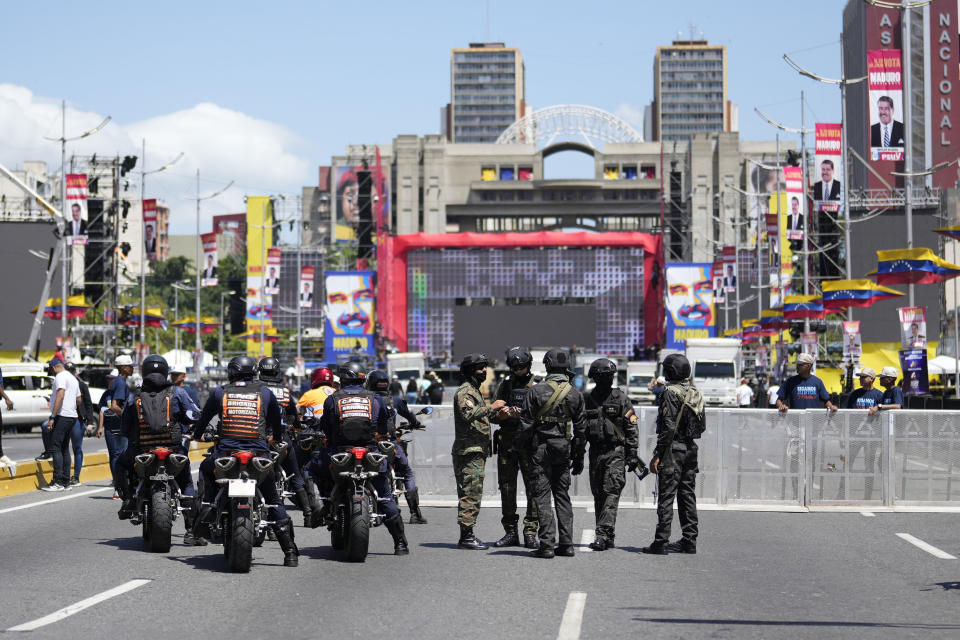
[147,488,173,553]
[227,509,255,573]
[141,497,151,541]
[330,503,347,550]
[345,496,370,563]
[253,507,266,548]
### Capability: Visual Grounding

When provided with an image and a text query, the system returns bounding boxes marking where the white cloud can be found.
[0,84,312,233]
[613,102,647,141]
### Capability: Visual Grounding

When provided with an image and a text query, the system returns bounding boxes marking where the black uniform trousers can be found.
[529,437,573,550]
[654,442,699,546]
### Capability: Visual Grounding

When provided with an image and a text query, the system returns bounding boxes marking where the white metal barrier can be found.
[404,406,960,507]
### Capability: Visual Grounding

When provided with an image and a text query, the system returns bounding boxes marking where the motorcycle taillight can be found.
[233,450,255,465]
[351,447,368,461]
[152,447,172,461]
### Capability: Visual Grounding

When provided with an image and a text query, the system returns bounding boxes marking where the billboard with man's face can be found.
[868,49,905,162]
[665,262,715,349]
[334,165,390,243]
[324,270,376,358]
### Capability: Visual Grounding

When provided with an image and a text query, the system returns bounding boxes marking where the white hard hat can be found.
[115,355,134,366]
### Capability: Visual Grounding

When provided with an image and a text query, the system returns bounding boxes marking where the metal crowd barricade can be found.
[406,405,960,508]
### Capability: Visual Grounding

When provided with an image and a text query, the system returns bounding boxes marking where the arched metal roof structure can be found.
[495,104,643,150]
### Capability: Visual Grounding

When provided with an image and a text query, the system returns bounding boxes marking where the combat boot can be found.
[385,514,410,556]
[556,545,575,557]
[531,545,555,559]
[523,533,539,549]
[181,498,208,546]
[457,526,489,550]
[273,519,299,567]
[494,526,520,547]
[666,539,696,554]
[294,488,312,529]
[641,543,668,555]
[588,537,608,551]
[405,489,428,524]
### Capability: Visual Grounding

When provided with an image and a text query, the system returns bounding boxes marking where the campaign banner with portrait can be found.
[65,174,89,246]
[265,248,282,295]
[868,49,905,162]
[711,259,725,304]
[299,265,315,309]
[721,245,737,294]
[783,166,805,243]
[201,232,218,287]
[801,332,818,373]
[142,198,158,260]
[334,164,390,243]
[898,306,927,349]
[768,269,792,309]
[813,123,843,214]
[324,270,376,358]
[842,320,862,367]
[747,161,784,248]
[665,262,716,350]
[899,348,929,395]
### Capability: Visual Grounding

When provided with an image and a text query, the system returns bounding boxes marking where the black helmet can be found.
[338,361,366,386]
[543,348,570,373]
[142,355,169,377]
[459,352,489,374]
[228,355,258,382]
[588,358,617,380]
[366,369,389,392]
[662,353,691,382]
[257,356,281,380]
[505,347,533,370]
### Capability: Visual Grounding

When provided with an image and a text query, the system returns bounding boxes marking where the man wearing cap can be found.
[776,353,838,413]
[869,367,904,415]
[846,368,884,410]
[736,378,754,408]
[41,359,83,491]
[170,366,200,408]
[843,367,885,500]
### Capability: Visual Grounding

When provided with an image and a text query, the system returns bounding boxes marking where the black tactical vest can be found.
[219,381,269,441]
[135,386,180,449]
[331,389,378,445]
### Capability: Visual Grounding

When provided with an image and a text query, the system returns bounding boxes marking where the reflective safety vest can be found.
[219,381,268,441]
[297,386,335,414]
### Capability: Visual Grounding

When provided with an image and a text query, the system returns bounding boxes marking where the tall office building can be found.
[445,42,526,143]
[645,38,736,142]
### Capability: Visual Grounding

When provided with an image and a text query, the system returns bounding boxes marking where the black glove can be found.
[570,456,584,476]
[492,429,501,455]
[626,454,641,472]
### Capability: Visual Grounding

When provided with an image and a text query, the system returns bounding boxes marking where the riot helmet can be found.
[142,354,169,378]
[366,369,390,394]
[338,361,366,386]
[311,367,334,388]
[662,353,691,383]
[257,356,282,381]
[227,355,258,382]
[460,352,489,386]
[588,357,617,389]
[506,347,533,370]
[543,348,571,374]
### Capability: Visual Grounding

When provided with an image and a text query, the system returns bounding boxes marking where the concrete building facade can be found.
[446,43,526,143]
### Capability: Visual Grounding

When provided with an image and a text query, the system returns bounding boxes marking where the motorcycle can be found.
[327,440,396,562]
[293,409,327,528]
[130,446,190,553]
[203,444,283,573]
[388,406,433,499]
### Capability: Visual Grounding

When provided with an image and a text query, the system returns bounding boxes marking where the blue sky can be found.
[1,0,847,232]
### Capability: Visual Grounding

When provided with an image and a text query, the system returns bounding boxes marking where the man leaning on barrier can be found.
[776,353,838,413]
[868,366,903,415]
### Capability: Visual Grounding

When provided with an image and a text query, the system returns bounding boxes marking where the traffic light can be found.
[120,156,138,177]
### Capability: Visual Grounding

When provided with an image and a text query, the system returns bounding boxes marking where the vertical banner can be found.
[65,174,89,246]
[324,270,376,358]
[783,166,805,244]
[899,348,929,395]
[299,265,315,308]
[334,164,391,243]
[246,196,273,357]
[721,245,737,294]
[801,332,818,373]
[711,259,725,305]
[665,262,716,350]
[265,247,282,295]
[813,123,843,213]
[765,213,780,268]
[755,343,769,374]
[898,306,927,349]
[868,49,905,161]
[142,198,158,260]
[201,232,218,287]
[842,320,862,367]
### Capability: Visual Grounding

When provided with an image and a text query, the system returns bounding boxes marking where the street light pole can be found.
[903,6,915,306]
[800,90,811,335]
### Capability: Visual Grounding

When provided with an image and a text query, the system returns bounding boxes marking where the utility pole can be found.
[903,6,915,306]
[800,90,811,335]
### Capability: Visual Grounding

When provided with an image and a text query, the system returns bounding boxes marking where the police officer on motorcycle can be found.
[258,357,317,528]
[490,347,539,549]
[584,358,641,551]
[192,355,299,567]
[317,362,410,555]
[365,369,428,525]
[114,355,204,544]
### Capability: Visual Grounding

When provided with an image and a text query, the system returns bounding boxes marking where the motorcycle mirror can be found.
[418,406,434,415]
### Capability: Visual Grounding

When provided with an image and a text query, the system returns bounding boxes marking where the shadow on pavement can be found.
[631,618,960,630]
[419,542,461,550]
[487,549,533,557]
[95,536,147,552]
[922,582,960,591]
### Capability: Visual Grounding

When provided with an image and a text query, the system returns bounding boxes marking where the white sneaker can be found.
[0,455,16,477]
[40,484,65,492]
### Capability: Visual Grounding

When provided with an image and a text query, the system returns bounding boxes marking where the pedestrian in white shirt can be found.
[736,378,754,408]
[767,385,780,408]
[41,359,82,491]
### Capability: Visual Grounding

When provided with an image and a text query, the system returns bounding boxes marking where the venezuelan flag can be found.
[782,294,825,319]
[760,310,790,330]
[236,327,280,342]
[868,248,960,285]
[30,295,90,320]
[121,307,168,329]
[172,316,221,335]
[934,225,960,241]
[821,279,903,309]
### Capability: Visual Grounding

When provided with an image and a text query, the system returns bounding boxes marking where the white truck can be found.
[386,352,426,384]
[684,338,741,407]
[626,361,657,404]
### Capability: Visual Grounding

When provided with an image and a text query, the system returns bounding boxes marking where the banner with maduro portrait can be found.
[324,270,376,359]
[665,262,716,350]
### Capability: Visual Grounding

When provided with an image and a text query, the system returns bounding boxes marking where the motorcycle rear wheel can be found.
[330,503,346,550]
[147,488,173,553]
[227,510,255,573]
[345,497,370,563]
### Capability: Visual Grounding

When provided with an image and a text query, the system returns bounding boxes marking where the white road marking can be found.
[859,511,876,517]
[731,444,749,452]
[579,529,594,552]
[557,591,587,640]
[896,533,957,560]
[6,579,151,631]
[0,487,111,514]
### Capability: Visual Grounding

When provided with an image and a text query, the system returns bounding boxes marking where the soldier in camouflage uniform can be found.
[583,358,641,551]
[453,353,506,550]
[491,347,539,548]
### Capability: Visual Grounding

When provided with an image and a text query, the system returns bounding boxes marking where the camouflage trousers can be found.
[588,446,626,541]
[497,443,538,535]
[453,452,487,528]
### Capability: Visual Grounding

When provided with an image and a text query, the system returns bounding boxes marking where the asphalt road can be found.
[2,477,959,639]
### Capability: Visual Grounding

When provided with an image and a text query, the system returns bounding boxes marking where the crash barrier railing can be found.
[405,406,960,507]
